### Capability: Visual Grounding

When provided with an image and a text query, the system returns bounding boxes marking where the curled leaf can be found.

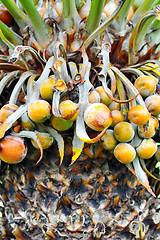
[12,130,43,165]
[0,105,28,139]
[71,130,84,165]
[127,156,156,197]
[55,79,67,91]
[43,126,64,165]
[0,71,19,95]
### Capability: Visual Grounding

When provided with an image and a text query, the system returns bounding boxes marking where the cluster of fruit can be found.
[0,68,159,166]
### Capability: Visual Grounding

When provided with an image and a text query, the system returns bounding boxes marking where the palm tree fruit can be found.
[136,138,157,159]
[20,112,36,131]
[134,76,156,98]
[138,116,159,138]
[101,129,117,151]
[95,86,113,106]
[128,105,150,125]
[0,135,27,164]
[28,100,51,123]
[0,1,160,239]
[114,143,136,164]
[31,131,54,149]
[51,115,73,131]
[113,122,135,142]
[145,94,160,115]
[0,104,19,126]
[111,110,124,127]
[40,75,55,101]
[59,100,79,122]
[84,103,113,131]
[88,90,100,103]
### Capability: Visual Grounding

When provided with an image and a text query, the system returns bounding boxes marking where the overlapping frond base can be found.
[0,149,160,239]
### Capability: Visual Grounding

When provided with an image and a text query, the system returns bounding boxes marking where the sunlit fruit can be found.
[28,100,51,123]
[31,131,54,149]
[40,75,55,101]
[114,143,136,164]
[0,104,19,126]
[136,138,157,159]
[0,5,14,26]
[84,103,112,131]
[50,115,73,131]
[138,116,159,138]
[145,94,160,115]
[20,112,35,131]
[108,100,120,111]
[95,86,112,106]
[101,129,117,151]
[0,135,27,164]
[134,76,156,97]
[155,147,160,161]
[113,122,135,142]
[111,110,124,127]
[128,105,149,125]
[88,90,100,104]
[59,100,78,122]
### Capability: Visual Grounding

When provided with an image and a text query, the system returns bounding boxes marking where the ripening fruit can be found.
[59,100,78,122]
[95,86,113,106]
[101,129,117,151]
[84,103,112,131]
[31,131,54,149]
[88,90,100,104]
[50,115,73,131]
[0,5,14,26]
[0,104,18,122]
[28,100,51,123]
[40,75,55,101]
[108,100,120,111]
[128,105,149,125]
[138,116,159,138]
[0,135,27,164]
[155,147,160,161]
[20,112,35,131]
[0,104,19,126]
[111,110,124,127]
[134,76,156,97]
[145,94,160,115]
[113,122,135,142]
[136,138,157,159]
[114,143,136,164]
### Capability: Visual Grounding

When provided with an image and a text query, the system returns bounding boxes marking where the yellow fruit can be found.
[0,104,19,126]
[21,112,35,131]
[114,122,135,142]
[0,135,27,164]
[84,103,112,131]
[134,76,156,97]
[28,100,51,123]
[95,86,112,106]
[138,116,159,138]
[88,90,100,104]
[101,129,117,151]
[59,100,78,122]
[145,94,160,115]
[114,143,136,164]
[136,138,157,159]
[51,115,73,131]
[40,75,55,101]
[128,105,149,125]
[31,131,54,149]
[111,110,124,127]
